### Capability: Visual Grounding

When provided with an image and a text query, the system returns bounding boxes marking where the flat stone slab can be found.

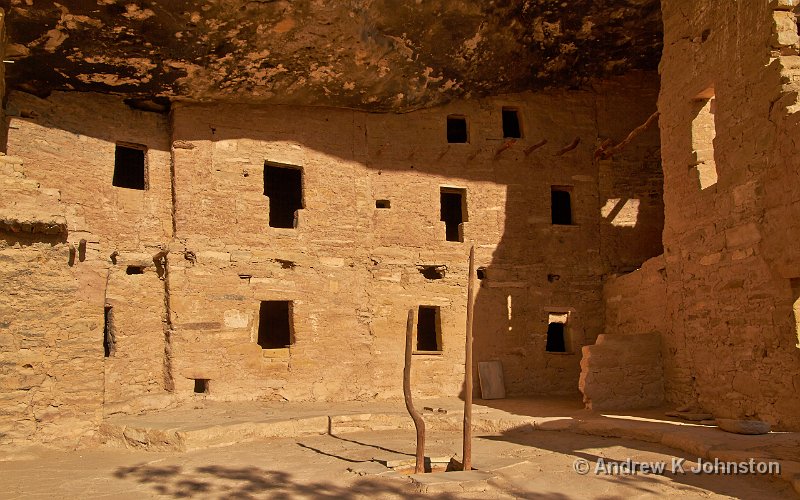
[476,458,530,472]
[716,419,771,435]
[409,470,494,493]
[380,456,452,468]
[347,462,392,476]
[666,411,714,421]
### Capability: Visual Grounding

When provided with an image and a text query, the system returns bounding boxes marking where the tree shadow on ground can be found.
[328,432,414,457]
[295,442,370,464]
[114,463,440,499]
[112,443,579,499]
[294,430,415,465]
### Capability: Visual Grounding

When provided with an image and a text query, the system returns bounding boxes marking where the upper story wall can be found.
[3,76,661,277]
[170,74,661,269]
[5,91,173,252]
[595,77,663,273]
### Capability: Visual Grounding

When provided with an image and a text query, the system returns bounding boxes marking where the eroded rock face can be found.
[5,0,662,111]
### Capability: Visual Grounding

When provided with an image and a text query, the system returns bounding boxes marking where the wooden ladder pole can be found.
[463,245,476,470]
[403,308,426,473]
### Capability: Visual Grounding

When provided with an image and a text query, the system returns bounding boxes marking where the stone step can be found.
[98,407,542,453]
[99,415,332,452]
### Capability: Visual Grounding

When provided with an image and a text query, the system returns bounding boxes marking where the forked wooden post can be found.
[403,308,426,473]
[463,245,476,471]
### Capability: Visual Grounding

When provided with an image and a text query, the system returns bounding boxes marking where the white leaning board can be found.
[478,360,506,399]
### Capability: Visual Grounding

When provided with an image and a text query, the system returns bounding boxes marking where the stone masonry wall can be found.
[579,332,664,410]
[619,0,800,428]
[603,255,667,338]
[596,78,664,274]
[2,74,662,444]
[579,256,667,410]
[5,92,174,424]
[168,78,661,402]
[0,153,107,447]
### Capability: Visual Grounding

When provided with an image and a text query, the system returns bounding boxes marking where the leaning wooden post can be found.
[463,245,476,471]
[403,308,426,473]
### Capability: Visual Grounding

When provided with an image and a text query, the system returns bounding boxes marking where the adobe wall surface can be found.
[5,92,173,251]
[102,259,173,415]
[579,332,664,410]
[622,0,800,428]
[603,256,667,339]
[579,256,667,410]
[0,154,107,447]
[3,92,174,443]
[2,74,662,445]
[168,78,661,402]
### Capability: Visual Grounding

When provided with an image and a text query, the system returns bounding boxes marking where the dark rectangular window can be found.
[447,116,468,143]
[416,306,441,352]
[546,322,566,353]
[376,199,391,209]
[257,300,293,349]
[126,265,145,275]
[551,187,572,225]
[103,306,115,358]
[113,144,146,190]
[264,163,303,229]
[502,108,522,138]
[193,379,209,394]
[440,188,466,242]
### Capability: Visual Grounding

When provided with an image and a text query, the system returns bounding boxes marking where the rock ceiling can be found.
[4,0,662,111]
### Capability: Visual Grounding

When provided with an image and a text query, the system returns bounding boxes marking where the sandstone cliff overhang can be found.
[4,0,662,112]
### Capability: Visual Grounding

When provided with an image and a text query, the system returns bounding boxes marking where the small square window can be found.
[447,116,468,143]
[551,187,573,225]
[545,312,570,353]
[546,323,566,352]
[257,300,294,349]
[264,163,303,229]
[376,200,391,209]
[113,144,147,190]
[193,379,209,394]
[502,108,522,138]
[416,306,442,352]
[418,265,445,280]
[441,187,467,242]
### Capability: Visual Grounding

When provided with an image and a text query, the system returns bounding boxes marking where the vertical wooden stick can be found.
[403,308,426,473]
[463,245,476,471]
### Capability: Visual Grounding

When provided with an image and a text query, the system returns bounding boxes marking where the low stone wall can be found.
[579,332,664,410]
[579,256,667,411]
[603,255,667,337]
